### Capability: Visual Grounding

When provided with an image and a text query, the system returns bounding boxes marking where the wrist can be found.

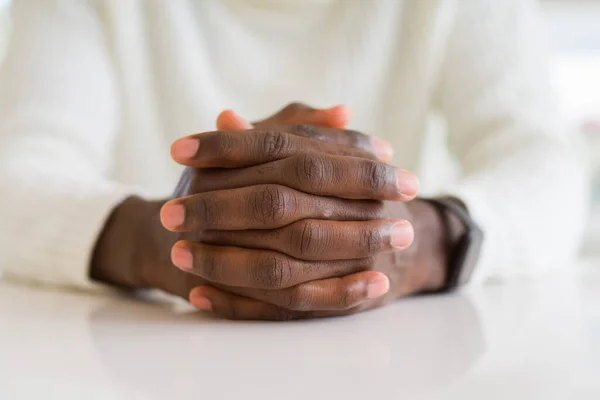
[405,199,467,292]
[90,196,167,289]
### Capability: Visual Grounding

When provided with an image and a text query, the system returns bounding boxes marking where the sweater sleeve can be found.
[439,0,589,283]
[0,0,137,290]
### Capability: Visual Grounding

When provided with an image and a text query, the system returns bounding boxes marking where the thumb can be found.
[301,105,351,129]
[216,103,352,131]
[216,109,253,131]
[253,104,351,129]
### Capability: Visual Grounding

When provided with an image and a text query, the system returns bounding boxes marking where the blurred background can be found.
[543,0,600,254]
[0,0,598,254]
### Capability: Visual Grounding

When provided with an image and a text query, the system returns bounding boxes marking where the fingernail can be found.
[370,137,394,162]
[171,138,200,159]
[390,221,414,249]
[160,203,185,229]
[367,275,390,299]
[171,245,193,271]
[395,169,420,199]
[191,296,213,311]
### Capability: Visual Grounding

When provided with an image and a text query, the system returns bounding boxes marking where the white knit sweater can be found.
[0,0,588,290]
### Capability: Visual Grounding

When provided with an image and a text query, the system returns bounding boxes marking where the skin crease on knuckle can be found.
[336,280,354,310]
[283,285,315,311]
[293,153,330,194]
[253,185,294,226]
[364,161,390,196]
[295,220,329,259]
[252,252,293,289]
[362,226,383,254]
[259,130,292,160]
[277,286,301,311]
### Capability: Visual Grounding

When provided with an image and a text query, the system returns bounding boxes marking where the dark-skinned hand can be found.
[166,104,450,319]
[92,103,453,320]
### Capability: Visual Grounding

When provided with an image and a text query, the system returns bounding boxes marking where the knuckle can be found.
[260,131,291,159]
[253,185,294,225]
[291,220,327,258]
[254,252,292,289]
[338,283,354,309]
[283,286,311,311]
[190,195,218,228]
[293,153,329,192]
[362,227,382,254]
[363,161,389,195]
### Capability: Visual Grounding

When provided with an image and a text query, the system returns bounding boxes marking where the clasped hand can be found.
[160,104,432,320]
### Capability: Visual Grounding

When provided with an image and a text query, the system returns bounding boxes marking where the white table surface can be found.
[1,258,599,400]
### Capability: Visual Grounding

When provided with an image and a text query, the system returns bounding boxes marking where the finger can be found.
[160,185,385,231]
[235,271,390,311]
[216,109,253,130]
[251,103,389,160]
[253,103,351,130]
[191,271,389,317]
[189,285,297,321]
[190,153,420,200]
[170,128,385,168]
[170,240,371,289]
[216,104,349,132]
[282,124,393,161]
[199,219,414,261]
[251,103,393,161]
